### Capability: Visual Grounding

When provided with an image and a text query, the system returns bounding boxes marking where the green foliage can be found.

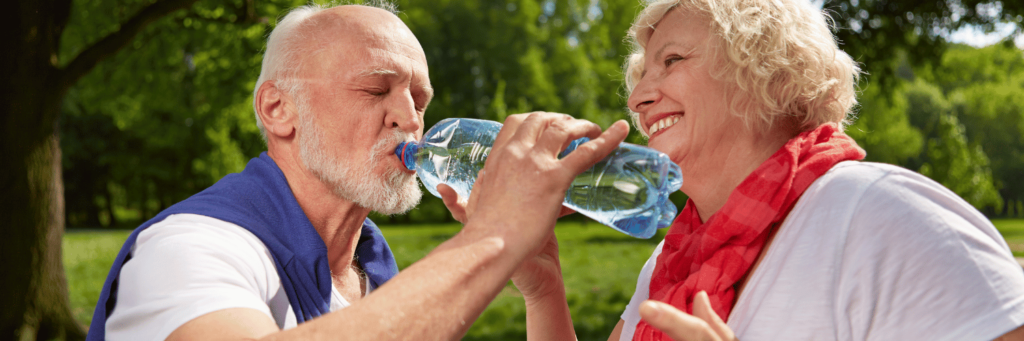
[932,44,1024,212]
[951,82,1024,208]
[60,0,300,227]
[396,0,639,130]
[823,0,1024,91]
[849,77,1005,212]
[918,114,1003,211]
[928,44,1024,93]
[846,80,924,166]
[57,0,1024,225]
[850,43,1024,214]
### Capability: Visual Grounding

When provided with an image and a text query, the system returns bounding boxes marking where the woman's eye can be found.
[368,89,389,96]
[664,56,684,67]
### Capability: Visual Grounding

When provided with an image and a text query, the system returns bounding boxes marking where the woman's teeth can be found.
[649,116,680,135]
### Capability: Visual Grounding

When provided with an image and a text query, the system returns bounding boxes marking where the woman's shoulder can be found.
[802,161,971,214]
[800,160,992,230]
[796,165,1024,341]
[795,161,1013,280]
[811,160,923,191]
[788,160,1008,267]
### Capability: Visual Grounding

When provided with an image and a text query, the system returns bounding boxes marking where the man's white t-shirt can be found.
[105,214,371,341]
[620,161,1024,340]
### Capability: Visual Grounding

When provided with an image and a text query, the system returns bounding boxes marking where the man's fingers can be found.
[508,112,573,149]
[535,118,603,157]
[437,184,467,224]
[639,300,723,341]
[559,120,629,174]
[693,291,734,340]
[492,113,529,152]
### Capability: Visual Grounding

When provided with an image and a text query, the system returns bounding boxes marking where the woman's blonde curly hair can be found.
[624,0,861,136]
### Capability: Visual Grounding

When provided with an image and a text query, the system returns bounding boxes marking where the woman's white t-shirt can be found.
[105,214,371,341]
[620,161,1024,340]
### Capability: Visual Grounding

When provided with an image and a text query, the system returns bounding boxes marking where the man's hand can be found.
[439,184,575,224]
[638,291,737,341]
[440,181,575,305]
[454,113,627,255]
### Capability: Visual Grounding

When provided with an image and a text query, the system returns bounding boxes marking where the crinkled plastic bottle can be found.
[396,118,682,238]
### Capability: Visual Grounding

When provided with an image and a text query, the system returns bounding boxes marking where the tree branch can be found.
[57,0,200,92]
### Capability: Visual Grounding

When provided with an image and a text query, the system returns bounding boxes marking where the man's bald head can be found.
[290,5,425,82]
[252,1,412,142]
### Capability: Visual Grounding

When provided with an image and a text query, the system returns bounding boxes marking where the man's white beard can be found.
[295,98,422,215]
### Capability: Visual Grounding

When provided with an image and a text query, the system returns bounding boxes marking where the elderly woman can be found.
[499,0,1024,340]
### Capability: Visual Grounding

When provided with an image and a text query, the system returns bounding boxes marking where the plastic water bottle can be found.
[396,118,682,238]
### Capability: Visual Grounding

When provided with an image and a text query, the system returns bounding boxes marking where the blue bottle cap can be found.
[395,141,418,171]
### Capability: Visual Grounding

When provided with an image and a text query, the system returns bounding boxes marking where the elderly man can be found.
[86,3,629,340]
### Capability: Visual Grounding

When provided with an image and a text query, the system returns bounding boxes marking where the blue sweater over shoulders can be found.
[86,153,399,340]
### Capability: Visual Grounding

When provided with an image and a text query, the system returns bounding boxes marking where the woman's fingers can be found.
[639,300,722,341]
[692,291,734,340]
[437,184,468,224]
[558,206,576,218]
[638,292,738,341]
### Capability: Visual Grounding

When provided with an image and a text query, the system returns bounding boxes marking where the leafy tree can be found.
[0,0,285,337]
[824,0,1024,89]
[930,44,1024,216]
[61,0,282,227]
[849,76,1004,212]
[952,84,1024,215]
[919,113,1003,211]
[846,80,924,166]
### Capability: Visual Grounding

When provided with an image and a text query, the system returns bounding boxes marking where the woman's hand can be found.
[511,230,564,300]
[638,291,737,341]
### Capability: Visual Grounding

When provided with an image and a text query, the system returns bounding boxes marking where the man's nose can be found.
[385,90,423,134]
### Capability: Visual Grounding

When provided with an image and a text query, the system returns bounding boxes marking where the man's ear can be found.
[255,80,296,139]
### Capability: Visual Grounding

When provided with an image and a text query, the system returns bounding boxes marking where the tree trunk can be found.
[105,189,118,228]
[1,0,198,337]
[0,0,85,338]
[0,128,85,341]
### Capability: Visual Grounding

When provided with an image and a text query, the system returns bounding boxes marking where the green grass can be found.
[63,230,132,327]
[993,219,1024,257]
[63,222,661,340]
[65,219,1024,339]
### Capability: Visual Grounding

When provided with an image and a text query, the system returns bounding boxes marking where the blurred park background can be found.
[4,0,1024,339]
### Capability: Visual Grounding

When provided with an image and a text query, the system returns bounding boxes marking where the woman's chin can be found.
[647,134,684,160]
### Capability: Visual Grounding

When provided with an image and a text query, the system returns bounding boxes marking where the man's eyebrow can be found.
[422,84,435,99]
[359,68,398,77]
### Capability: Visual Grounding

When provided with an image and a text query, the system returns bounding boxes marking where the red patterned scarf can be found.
[632,123,865,340]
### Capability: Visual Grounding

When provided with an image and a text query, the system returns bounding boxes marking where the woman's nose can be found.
[628,78,659,113]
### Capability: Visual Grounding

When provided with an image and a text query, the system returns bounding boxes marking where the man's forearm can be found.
[265,223,534,340]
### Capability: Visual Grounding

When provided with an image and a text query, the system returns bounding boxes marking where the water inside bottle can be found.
[397,118,682,238]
